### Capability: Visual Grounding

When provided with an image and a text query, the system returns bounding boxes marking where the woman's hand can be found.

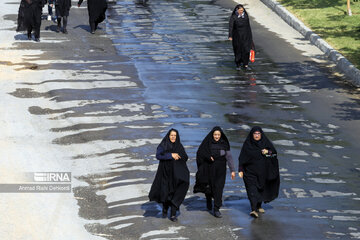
[261,149,269,155]
[238,171,244,178]
[77,4,81,7]
[210,156,214,162]
[228,37,233,41]
[171,153,181,160]
[231,172,236,180]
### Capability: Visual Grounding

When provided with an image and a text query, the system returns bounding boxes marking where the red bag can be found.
[250,49,255,63]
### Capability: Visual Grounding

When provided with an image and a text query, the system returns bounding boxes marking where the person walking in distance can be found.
[228,4,255,70]
[17,0,45,42]
[77,0,107,34]
[55,0,71,34]
[47,0,54,21]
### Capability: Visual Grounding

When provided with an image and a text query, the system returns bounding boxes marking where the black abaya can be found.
[238,126,280,211]
[193,126,235,210]
[17,0,45,39]
[55,0,71,33]
[148,129,190,209]
[55,0,71,17]
[229,4,254,67]
[78,0,107,32]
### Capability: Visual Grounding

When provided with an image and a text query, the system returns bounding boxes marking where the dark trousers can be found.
[245,181,263,211]
[57,16,68,29]
[235,51,250,67]
[170,180,189,209]
[26,5,42,39]
[89,21,99,32]
[208,160,226,210]
[48,5,53,15]
[27,21,41,39]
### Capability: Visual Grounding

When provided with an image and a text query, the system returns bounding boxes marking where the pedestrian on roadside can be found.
[77,0,107,34]
[55,0,71,34]
[193,126,236,218]
[47,0,54,21]
[228,4,255,70]
[238,126,280,218]
[148,129,190,222]
[17,0,45,42]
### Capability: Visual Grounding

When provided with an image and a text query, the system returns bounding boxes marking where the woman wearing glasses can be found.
[238,126,280,218]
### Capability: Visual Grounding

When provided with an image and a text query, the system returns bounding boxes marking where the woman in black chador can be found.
[17,0,45,42]
[228,4,254,70]
[193,126,236,218]
[77,0,107,34]
[238,126,280,218]
[55,0,71,34]
[148,129,190,222]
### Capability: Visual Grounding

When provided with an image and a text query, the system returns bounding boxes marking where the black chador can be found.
[55,0,71,34]
[228,4,254,69]
[17,0,45,41]
[148,129,190,222]
[193,126,235,218]
[78,0,107,34]
[238,126,280,217]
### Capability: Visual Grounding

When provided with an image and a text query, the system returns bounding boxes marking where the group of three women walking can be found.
[17,0,108,41]
[149,126,280,222]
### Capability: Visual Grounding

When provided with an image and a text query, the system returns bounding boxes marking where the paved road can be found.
[1,0,360,239]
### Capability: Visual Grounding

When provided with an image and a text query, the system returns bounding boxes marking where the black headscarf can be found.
[196,126,230,168]
[240,126,276,161]
[231,4,249,17]
[158,128,185,156]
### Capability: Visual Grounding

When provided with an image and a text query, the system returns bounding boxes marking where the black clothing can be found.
[238,126,280,211]
[57,16,68,33]
[78,0,107,32]
[193,126,235,210]
[55,0,70,33]
[229,4,254,67]
[148,129,190,209]
[17,0,45,39]
[55,0,71,17]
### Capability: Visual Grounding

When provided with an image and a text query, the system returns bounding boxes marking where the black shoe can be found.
[170,215,178,222]
[90,29,95,34]
[34,38,40,42]
[214,210,222,218]
[56,26,61,33]
[63,29,68,34]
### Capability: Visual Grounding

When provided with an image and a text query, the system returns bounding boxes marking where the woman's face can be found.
[252,131,261,141]
[169,131,177,143]
[237,7,244,15]
[213,130,221,142]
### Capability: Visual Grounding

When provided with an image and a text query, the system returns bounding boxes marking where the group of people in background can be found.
[149,126,280,222]
[16,0,108,41]
[16,1,254,71]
